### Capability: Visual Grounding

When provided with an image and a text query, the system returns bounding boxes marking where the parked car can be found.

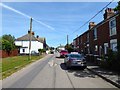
[60,50,68,57]
[50,50,54,54]
[31,51,39,55]
[64,53,87,69]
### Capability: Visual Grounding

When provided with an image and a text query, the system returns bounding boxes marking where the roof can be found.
[57,45,65,48]
[37,37,45,43]
[15,34,37,41]
[74,12,119,40]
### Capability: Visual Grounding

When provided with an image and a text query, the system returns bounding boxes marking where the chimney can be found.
[32,32,34,35]
[28,30,31,34]
[28,30,35,35]
[89,22,96,29]
[104,8,115,19]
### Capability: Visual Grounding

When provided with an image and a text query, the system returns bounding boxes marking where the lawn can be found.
[1,55,44,79]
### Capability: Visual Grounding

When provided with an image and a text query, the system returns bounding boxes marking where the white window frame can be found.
[110,39,117,52]
[104,43,108,54]
[95,45,98,51]
[109,17,116,36]
[93,28,97,40]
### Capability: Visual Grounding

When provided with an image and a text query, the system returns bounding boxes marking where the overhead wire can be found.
[69,0,114,36]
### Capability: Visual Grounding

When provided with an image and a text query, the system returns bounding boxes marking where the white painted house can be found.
[15,31,46,54]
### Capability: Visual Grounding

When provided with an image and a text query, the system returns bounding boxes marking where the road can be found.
[2,53,119,89]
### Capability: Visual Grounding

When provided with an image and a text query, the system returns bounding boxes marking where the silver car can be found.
[64,54,87,69]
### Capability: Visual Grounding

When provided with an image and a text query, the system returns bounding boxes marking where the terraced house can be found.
[73,8,120,56]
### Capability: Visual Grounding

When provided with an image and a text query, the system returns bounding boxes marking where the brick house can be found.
[73,8,120,56]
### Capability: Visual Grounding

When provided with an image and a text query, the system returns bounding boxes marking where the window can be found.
[99,46,102,56]
[110,39,117,52]
[81,37,82,44]
[109,18,116,36]
[95,45,98,51]
[87,33,89,42]
[104,43,108,54]
[93,28,97,40]
[77,38,79,46]
[22,49,25,52]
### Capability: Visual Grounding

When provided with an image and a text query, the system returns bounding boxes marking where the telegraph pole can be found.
[67,35,69,49]
[29,18,32,60]
[67,35,69,45]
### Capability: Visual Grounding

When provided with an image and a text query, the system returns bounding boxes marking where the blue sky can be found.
[1,2,118,47]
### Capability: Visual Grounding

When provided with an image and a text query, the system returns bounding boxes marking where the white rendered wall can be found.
[15,41,43,54]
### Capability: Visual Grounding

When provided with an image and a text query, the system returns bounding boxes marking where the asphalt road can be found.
[2,53,119,89]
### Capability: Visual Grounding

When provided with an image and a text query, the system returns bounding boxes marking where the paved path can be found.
[87,63,120,88]
[2,53,119,89]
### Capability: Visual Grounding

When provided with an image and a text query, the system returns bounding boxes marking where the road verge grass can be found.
[1,55,45,79]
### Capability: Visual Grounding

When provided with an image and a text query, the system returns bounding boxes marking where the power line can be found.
[69,0,114,36]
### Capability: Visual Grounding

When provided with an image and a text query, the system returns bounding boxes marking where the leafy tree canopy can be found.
[0,34,16,52]
[114,1,120,11]
[65,44,74,53]
[2,34,15,44]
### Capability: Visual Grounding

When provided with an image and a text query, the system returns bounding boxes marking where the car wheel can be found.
[81,66,87,70]
[66,63,71,69]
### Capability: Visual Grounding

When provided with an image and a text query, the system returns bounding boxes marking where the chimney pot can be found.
[28,30,34,35]
[36,35,39,38]
[89,22,96,29]
[104,8,115,19]
[28,30,30,34]
[32,32,34,35]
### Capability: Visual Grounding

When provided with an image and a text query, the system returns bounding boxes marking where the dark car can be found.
[60,50,68,57]
[64,53,87,69]
[50,50,54,54]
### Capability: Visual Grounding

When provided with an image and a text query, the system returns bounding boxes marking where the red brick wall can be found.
[89,29,94,54]
[116,14,120,42]
[96,21,110,55]
[73,14,120,56]
[0,49,18,58]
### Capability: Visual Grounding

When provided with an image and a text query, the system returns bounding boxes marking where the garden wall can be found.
[0,49,18,58]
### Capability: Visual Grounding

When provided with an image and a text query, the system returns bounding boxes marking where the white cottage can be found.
[15,31,46,54]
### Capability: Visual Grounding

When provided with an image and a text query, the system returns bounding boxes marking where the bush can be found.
[38,49,46,54]
[100,49,120,72]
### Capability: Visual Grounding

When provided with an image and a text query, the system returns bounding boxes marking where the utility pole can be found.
[29,18,32,60]
[67,35,69,49]
[67,35,69,45]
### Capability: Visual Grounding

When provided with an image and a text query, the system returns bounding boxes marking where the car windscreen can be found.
[61,50,68,53]
[69,54,82,59]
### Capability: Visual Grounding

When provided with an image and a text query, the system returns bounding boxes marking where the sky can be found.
[1,2,118,47]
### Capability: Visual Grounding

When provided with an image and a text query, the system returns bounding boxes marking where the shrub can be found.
[100,48,120,72]
[38,49,46,54]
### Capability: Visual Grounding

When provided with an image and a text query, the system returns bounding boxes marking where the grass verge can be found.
[1,55,44,79]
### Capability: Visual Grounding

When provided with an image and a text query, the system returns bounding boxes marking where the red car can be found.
[60,50,68,57]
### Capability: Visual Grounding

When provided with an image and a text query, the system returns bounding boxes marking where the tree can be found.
[2,39,13,54]
[114,1,120,11]
[0,34,16,54]
[2,34,15,44]
[65,44,74,53]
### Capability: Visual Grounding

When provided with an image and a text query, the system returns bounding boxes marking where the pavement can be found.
[87,62,120,89]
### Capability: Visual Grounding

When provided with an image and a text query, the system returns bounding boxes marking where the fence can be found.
[0,49,18,58]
